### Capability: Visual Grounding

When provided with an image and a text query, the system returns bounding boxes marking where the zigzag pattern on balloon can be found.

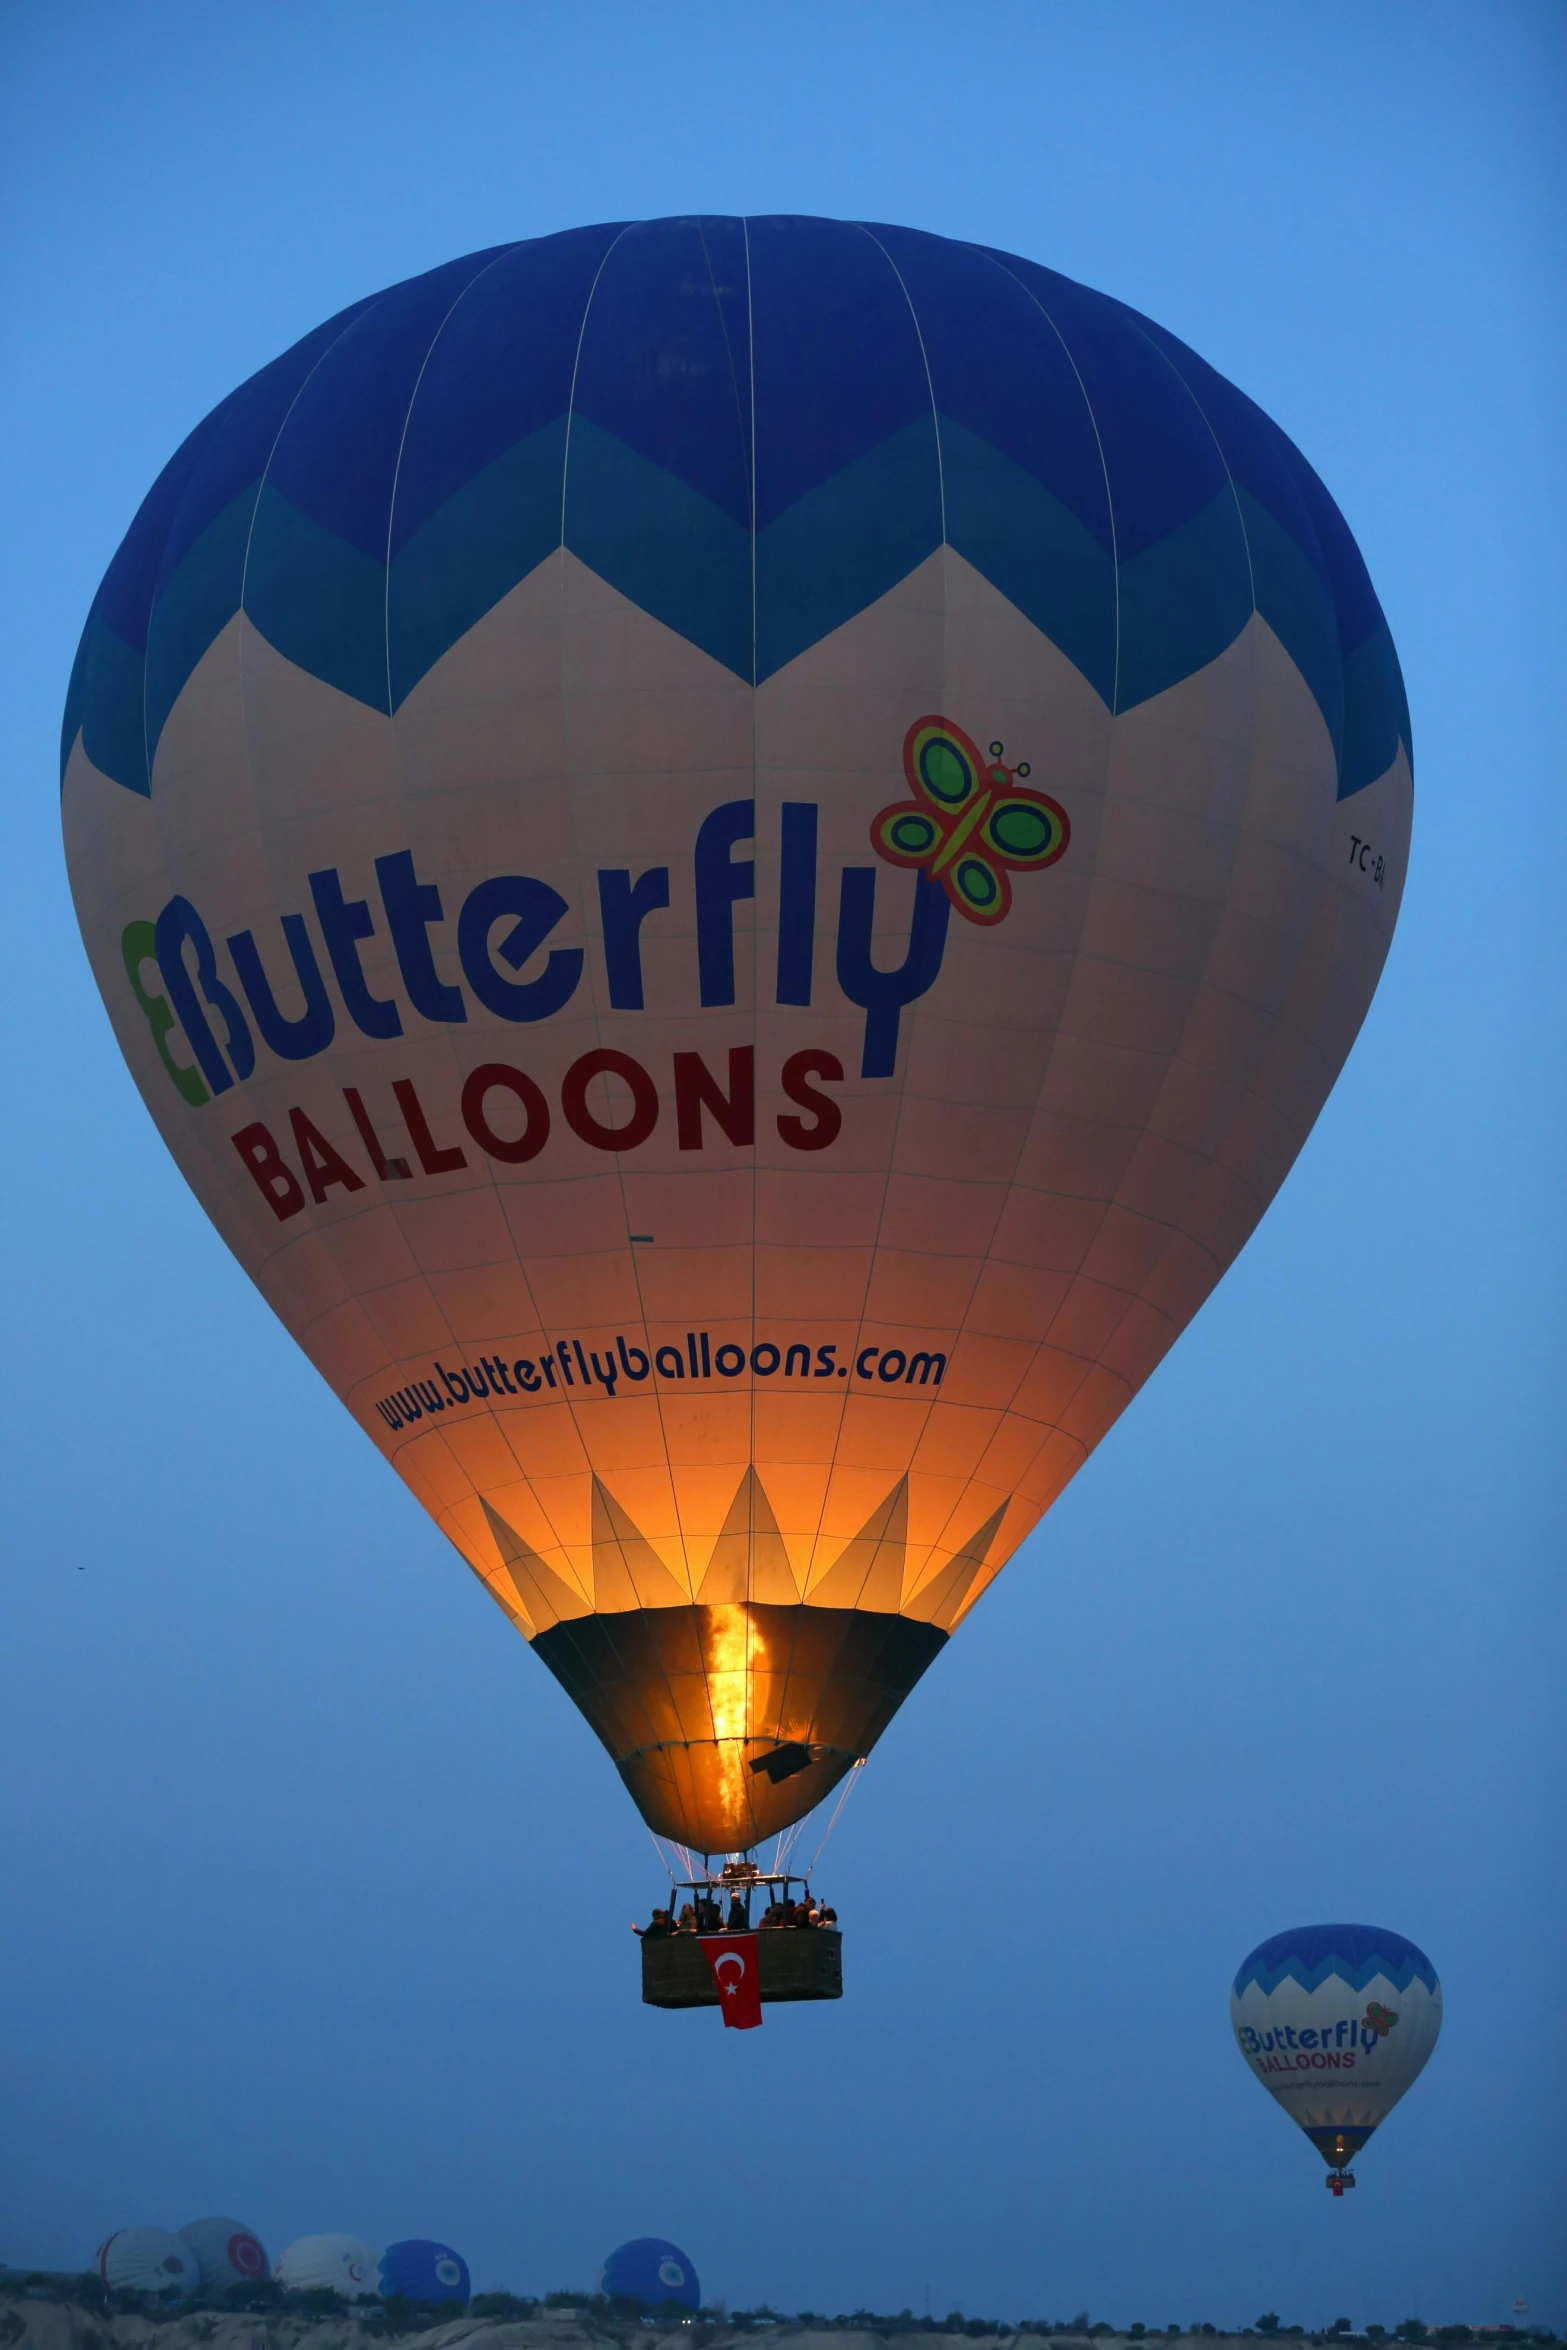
[60,216,1410,809]
[471,1465,1006,1639]
[1233,1923,1439,2000]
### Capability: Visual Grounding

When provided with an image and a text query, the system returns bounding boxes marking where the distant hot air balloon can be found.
[95,2229,197,2301]
[273,2236,379,2297]
[63,216,1412,1866]
[1231,1923,1442,2192]
[178,2218,269,2293]
[379,2242,470,2305]
[601,2239,700,2311]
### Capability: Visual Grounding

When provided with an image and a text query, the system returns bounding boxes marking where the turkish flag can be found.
[699,1933,763,2029]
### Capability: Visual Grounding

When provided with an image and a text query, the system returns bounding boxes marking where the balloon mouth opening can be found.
[531,1600,947,1851]
[1306,2125,1375,2170]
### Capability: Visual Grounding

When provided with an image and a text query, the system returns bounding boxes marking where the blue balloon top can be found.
[63,216,1409,811]
[377,2241,470,2305]
[600,2238,700,2311]
[1234,1922,1439,1999]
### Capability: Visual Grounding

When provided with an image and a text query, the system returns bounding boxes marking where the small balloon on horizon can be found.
[272,2237,380,2298]
[379,2242,470,2306]
[94,2230,199,2303]
[600,2240,701,2312]
[177,2219,269,2294]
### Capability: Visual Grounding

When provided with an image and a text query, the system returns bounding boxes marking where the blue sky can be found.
[1,0,1562,2326]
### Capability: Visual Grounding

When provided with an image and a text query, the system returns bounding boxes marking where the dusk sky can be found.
[2,1,1562,2330]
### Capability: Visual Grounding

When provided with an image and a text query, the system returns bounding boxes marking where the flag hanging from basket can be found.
[699,1934,763,2029]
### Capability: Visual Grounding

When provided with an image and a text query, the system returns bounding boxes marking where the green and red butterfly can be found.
[871,715,1070,925]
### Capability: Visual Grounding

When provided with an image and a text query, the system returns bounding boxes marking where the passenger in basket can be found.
[726,1893,748,1931]
[759,1900,784,1929]
[675,1902,698,1933]
[697,1892,722,1931]
[632,1907,671,1938]
[819,1904,838,1928]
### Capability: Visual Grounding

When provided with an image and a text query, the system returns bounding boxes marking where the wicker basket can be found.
[641,1930,843,2008]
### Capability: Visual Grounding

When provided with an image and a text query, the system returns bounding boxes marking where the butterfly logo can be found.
[1363,2001,1399,2037]
[871,715,1070,925]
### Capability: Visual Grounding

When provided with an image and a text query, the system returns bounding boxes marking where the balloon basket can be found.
[639,1865,843,2008]
[1325,2171,1357,2197]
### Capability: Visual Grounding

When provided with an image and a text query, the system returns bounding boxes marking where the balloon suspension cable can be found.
[645,1830,682,1885]
[803,1757,866,1878]
[769,1819,806,1878]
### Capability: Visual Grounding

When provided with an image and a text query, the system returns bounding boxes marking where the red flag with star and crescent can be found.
[699,1934,763,2029]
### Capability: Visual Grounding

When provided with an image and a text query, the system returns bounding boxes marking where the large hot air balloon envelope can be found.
[95,2229,197,2302]
[378,2242,470,2305]
[63,217,1411,1857]
[600,2239,700,2311]
[1231,1923,1442,2190]
[178,2218,269,2292]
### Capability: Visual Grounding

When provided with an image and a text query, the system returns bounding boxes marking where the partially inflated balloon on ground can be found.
[1231,1923,1442,2187]
[273,2237,379,2297]
[600,2240,699,2311]
[95,2230,197,2301]
[178,2219,269,2293]
[63,216,1411,1858]
[379,2243,469,2305]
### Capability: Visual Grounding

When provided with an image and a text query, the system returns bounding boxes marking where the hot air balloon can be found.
[1231,1924,1442,2192]
[178,2219,270,2294]
[95,2229,197,2302]
[379,2242,470,2305]
[62,216,1411,1891]
[273,2237,379,2298]
[601,2239,700,2312]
